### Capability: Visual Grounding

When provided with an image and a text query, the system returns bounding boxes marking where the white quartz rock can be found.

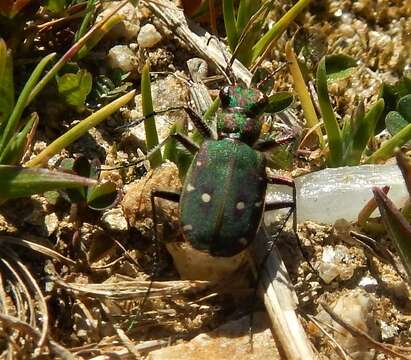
[265,164,408,224]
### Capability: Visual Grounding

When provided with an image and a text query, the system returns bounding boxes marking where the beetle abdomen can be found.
[180,139,266,257]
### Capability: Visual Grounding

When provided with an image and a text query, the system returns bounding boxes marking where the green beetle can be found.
[151,84,296,257]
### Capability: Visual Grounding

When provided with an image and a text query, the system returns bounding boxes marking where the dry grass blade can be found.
[6,248,49,348]
[100,301,141,358]
[0,254,34,325]
[0,313,75,360]
[0,235,76,266]
[249,227,316,360]
[350,231,406,279]
[321,303,411,360]
[53,277,210,300]
[307,314,352,360]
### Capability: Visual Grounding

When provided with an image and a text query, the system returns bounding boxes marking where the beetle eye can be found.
[219,86,231,108]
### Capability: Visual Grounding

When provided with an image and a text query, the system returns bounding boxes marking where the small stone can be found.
[317,245,355,283]
[317,290,379,360]
[380,320,398,341]
[101,208,128,232]
[187,58,208,82]
[97,2,140,39]
[44,213,59,236]
[138,24,162,48]
[318,262,340,284]
[107,45,139,74]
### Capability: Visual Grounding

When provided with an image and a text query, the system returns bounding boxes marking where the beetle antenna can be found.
[255,62,288,91]
[206,35,235,84]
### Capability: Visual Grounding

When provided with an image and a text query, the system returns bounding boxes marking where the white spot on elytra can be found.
[183,224,193,231]
[196,160,202,166]
[187,183,195,192]
[201,193,211,203]
[254,201,262,207]
[236,201,245,210]
[239,237,247,245]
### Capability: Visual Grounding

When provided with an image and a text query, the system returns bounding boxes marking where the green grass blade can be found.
[373,187,411,283]
[0,165,97,199]
[251,0,310,64]
[316,57,343,167]
[75,14,122,60]
[141,62,162,168]
[0,38,15,125]
[366,121,411,163]
[0,52,56,155]
[236,0,259,33]
[346,99,384,165]
[223,0,238,52]
[285,41,323,147]
[74,0,97,42]
[0,112,38,165]
[27,0,130,104]
[25,90,135,167]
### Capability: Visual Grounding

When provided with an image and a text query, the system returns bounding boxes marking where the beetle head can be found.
[216,85,268,144]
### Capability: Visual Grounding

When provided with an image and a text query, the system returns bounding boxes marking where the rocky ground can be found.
[0,0,410,359]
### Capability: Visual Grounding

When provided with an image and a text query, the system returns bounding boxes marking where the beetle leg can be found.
[171,133,199,154]
[252,134,294,152]
[266,175,315,272]
[100,132,200,171]
[131,189,181,330]
[150,189,181,265]
[116,106,215,140]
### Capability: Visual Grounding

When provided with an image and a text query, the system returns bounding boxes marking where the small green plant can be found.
[0,1,135,200]
[379,70,411,134]
[59,155,119,211]
[223,0,311,67]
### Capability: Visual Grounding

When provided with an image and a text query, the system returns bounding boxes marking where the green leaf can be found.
[324,54,357,82]
[57,69,92,111]
[397,94,411,121]
[87,181,119,210]
[0,165,96,199]
[316,57,343,167]
[43,0,68,14]
[0,38,14,125]
[386,111,408,136]
[373,187,411,283]
[265,92,293,113]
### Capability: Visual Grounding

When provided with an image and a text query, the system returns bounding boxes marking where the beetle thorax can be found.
[217,85,267,145]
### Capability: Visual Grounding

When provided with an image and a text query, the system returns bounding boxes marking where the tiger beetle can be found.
[119,81,298,258]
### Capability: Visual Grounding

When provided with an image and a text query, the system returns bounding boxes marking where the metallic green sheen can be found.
[179,139,267,257]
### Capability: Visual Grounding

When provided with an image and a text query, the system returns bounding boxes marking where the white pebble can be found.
[138,24,162,48]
